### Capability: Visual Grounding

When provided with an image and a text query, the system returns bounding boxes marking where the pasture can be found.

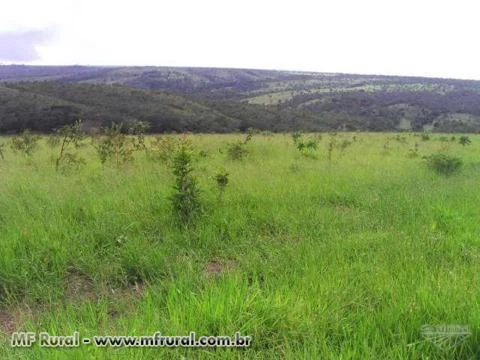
[0,132,478,359]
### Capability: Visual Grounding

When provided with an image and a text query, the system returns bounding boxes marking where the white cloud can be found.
[0,28,55,61]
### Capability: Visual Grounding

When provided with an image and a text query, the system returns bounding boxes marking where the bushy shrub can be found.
[244,128,255,144]
[424,153,462,175]
[292,132,319,157]
[55,120,85,171]
[170,137,200,225]
[459,135,471,146]
[10,130,40,156]
[214,171,229,199]
[95,123,134,166]
[227,141,248,160]
[128,120,150,151]
[393,134,407,143]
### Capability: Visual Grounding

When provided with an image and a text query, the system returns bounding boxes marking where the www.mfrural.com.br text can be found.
[11,331,252,348]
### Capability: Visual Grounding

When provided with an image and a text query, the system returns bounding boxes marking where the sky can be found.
[0,0,479,79]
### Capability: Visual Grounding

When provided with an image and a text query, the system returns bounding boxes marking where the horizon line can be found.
[1,63,480,82]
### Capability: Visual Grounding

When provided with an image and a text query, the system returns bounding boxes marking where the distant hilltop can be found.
[2,65,480,133]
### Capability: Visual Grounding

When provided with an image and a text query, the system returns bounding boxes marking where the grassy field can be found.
[0,132,478,359]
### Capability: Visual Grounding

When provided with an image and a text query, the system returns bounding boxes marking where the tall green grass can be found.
[0,133,478,359]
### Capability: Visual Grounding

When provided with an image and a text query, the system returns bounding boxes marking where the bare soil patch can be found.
[204,259,237,276]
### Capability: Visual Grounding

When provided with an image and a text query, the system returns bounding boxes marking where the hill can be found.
[2,65,480,133]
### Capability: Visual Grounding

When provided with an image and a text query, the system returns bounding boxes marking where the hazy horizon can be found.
[2,63,480,83]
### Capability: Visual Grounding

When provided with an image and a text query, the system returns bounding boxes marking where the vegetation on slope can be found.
[3,66,480,133]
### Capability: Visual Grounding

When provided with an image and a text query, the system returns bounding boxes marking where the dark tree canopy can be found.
[2,66,480,133]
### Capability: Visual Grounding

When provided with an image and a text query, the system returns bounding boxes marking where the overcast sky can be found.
[1,0,479,79]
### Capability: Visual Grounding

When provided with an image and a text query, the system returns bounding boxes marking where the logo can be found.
[420,324,471,350]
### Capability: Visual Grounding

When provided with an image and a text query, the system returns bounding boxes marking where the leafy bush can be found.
[170,137,201,225]
[244,128,255,144]
[327,136,352,159]
[95,123,134,166]
[10,130,40,156]
[214,171,229,199]
[55,120,85,171]
[459,135,471,146]
[424,153,462,175]
[393,134,407,143]
[128,120,150,151]
[227,141,248,160]
[292,132,319,157]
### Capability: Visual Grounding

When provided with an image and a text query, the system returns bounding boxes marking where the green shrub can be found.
[393,134,407,143]
[128,120,150,151]
[170,138,201,225]
[292,132,319,157]
[95,123,134,166]
[424,153,462,175]
[214,171,229,199]
[10,129,40,156]
[225,130,254,160]
[55,120,85,171]
[244,128,255,144]
[459,135,471,146]
[227,141,248,160]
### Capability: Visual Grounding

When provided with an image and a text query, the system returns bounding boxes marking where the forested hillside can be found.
[2,65,480,133]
